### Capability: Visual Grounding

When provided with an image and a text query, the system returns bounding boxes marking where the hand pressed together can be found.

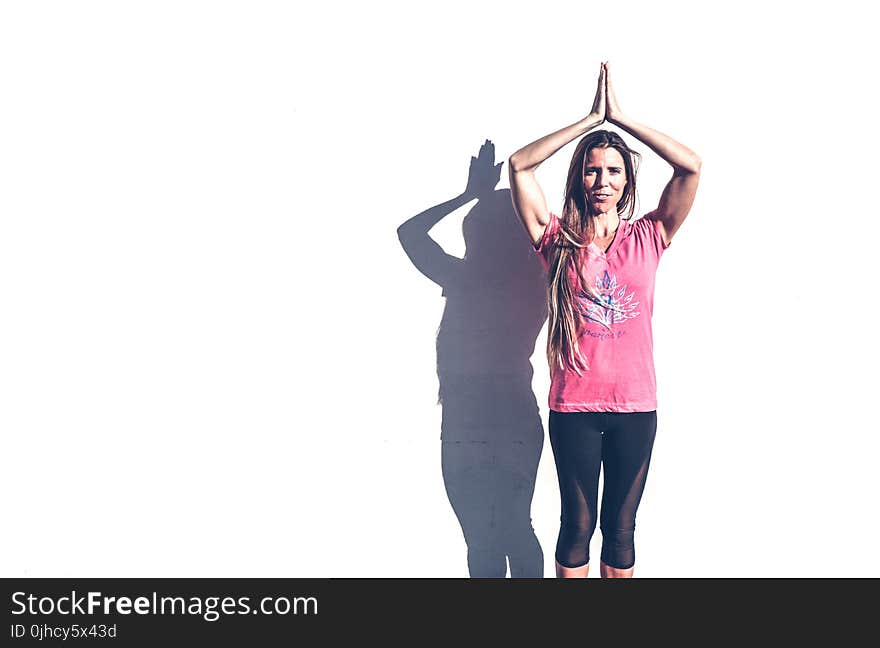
[588,61,625,126]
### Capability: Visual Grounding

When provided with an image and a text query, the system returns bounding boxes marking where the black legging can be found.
[549,410,657,570]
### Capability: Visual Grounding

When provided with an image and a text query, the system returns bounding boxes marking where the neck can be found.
[591,210,620,238]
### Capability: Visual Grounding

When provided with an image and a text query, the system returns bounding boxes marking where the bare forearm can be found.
[509,114,604,173]
[612,114,701,174]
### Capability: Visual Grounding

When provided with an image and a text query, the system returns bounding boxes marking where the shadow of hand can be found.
[465,139,504,199]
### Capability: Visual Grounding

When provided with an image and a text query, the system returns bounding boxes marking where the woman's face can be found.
[583,146,627,214]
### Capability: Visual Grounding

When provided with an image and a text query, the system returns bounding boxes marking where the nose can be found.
[597,170,609,187]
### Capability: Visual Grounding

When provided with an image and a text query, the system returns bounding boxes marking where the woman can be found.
[508,62,700,578]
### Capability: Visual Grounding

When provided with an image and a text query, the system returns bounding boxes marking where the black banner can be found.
[1,578,874,643]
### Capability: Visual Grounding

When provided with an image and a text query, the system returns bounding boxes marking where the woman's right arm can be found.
[508,63,607,245]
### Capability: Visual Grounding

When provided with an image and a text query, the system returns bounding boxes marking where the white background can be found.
[2,0,878,577]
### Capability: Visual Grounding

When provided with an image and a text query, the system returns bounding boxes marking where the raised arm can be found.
[508,63,607,245]
[605,62,701,246]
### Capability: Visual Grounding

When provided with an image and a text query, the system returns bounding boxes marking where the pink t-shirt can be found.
[534,210,670,412]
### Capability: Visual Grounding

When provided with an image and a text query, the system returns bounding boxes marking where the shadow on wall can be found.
[397,141,548,577]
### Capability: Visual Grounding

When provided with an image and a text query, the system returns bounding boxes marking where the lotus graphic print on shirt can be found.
[576,269,640,330]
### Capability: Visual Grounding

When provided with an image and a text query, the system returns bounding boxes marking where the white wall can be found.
[2,0,878,577]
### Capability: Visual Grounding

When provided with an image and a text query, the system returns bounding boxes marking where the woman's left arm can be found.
[605,62,701,246]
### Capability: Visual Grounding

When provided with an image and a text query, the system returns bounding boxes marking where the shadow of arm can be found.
[397,193,472,288]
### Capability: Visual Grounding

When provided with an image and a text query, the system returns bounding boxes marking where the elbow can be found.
[676,155,701,176]
[508,154,531,174]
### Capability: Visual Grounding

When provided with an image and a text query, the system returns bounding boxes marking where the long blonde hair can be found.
[546,130,641,375]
